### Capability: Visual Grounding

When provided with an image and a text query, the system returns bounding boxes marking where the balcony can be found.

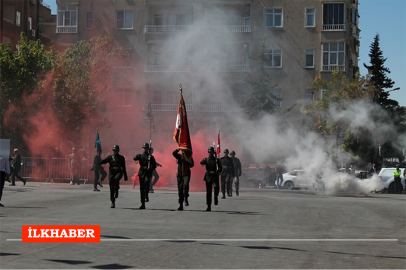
[322,24,346,31]
[56,26,77,33]
[214,65,250,72]
[197,104,242,112]
[144,25,251,33]
[144,65,193,73]
[322,65,345,71]
[143,104,194,112]
[144,25,190,33]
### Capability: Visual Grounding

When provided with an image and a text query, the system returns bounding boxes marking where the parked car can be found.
[278,170,324,190]
[378,167,405,193]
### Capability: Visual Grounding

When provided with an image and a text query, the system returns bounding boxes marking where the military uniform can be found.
[10,151,26,186]
[92,153,107,191]
[133,145,157,209]
[100,149,128,207]
[231,152,242,196]
[219,151,234,198]
[200,150,222,211]
[173,149,194,210]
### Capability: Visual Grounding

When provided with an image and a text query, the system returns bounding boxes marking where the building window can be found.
[322,42,345,71]
[57,5,77,27]
[306,8,315,27]
[321,89,329,100]
[154,14,163,25]
[305,89,314,103]
[270,89,281,107]
[323,3,345,30]
[264,49,282,68]
[305,49,314,68]
[118,89,132,107]
[28,17,33,30]
[167,14,192,25]
[116,11,133,29]
[265,9,282,27]
[16,11,21,27]
[85,12,94,29]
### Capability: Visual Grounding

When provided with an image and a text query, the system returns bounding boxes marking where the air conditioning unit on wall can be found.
[31,30,36,37]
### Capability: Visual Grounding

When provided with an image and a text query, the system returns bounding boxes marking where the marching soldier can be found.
[219,149,234,198]
[230,150,242,196]
[173,149,194,210]
[91,149,107,191]
[133,143,157,209]
[200,147,222,211]
[100,145,128,208]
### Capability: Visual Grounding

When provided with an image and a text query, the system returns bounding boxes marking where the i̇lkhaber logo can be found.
[22,225,100,243]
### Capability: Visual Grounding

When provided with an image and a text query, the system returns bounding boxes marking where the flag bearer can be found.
[173,149,194,210]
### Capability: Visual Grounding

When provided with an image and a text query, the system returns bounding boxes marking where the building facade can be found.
[1,0,54,50]
[53,0,360,150]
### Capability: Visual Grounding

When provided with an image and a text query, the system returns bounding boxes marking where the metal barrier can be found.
[20,157,89,182]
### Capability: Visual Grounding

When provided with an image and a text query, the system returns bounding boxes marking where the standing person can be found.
[173,149,194,210]
[10,148,26,186]
[276,164,284,189]
[67,148,81,185]
[230,150,242,196]
[370,163,377,174]
[0,156,11,207]
[133,143,156,209]
[393,164,402,194]
[200,147,222,211]
[91,150,107,191]
[100,145,128,208]
[219,149,234,198]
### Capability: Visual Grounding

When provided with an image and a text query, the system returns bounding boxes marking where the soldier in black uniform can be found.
[91,149,107,191]
[200,147,222,211]
[230,150,242,196]
[133,143,157,209]
[173,149,194,210]
[219,149,234,198]
[100,145,128,208]
[10,148,26,186]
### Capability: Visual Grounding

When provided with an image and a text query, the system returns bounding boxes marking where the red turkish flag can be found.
[216,130,221,156]
[173,92,192,159]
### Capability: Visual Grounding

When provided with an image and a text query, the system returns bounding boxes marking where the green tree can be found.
[0,32,55,147]
[242,36,280,119]
[363,34,398,110]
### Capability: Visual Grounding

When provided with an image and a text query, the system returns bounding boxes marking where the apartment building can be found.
[54,0,360,150]
[1,0,54,50]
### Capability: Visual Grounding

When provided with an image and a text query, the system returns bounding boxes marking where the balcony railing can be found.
[322,24,346,31]
[143,104,242,112]
[143,104,194,111]
[56,26,78,33]
[205,25,251,33]
[144,65,193,72]
[144,25,251,33]
[215,65,250,72]
[322,65,345,71]
[144,25,190,33]
[3,18,14,24]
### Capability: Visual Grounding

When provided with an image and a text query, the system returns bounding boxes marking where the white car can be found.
[278,170,324,190]
[378,168,405,193]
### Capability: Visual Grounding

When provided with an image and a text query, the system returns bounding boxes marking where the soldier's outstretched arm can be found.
[133,154,141,161]
[100,156,109,165]
[200,158,207,165]
[188,157,195,168]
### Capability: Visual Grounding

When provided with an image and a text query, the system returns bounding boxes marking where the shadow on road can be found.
[45,259,92,265]
[325,250,406,260]
[91,263,132,269]
[0,252,20,256]
[101,235,131,239]
[240,246,307,252]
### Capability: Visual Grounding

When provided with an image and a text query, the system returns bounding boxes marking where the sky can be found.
[43,0,406,106]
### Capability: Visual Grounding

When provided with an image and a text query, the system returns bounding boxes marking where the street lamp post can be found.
[145,102,156,148]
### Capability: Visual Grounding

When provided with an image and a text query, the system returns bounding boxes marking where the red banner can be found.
[216,130,221,156]
[173,92,192,159]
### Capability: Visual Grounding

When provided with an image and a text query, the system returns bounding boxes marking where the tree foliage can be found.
[243,36,280,119]
[363,34,398,110]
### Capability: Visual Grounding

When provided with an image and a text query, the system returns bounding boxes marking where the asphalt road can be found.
[1,182,405,269]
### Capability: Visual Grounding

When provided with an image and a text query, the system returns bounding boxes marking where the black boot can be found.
[111,201,115,208]
[139,203,145,209]
[214,196,218,205]
[221,194,226,199]
[185,198,189,206]
[206,205,211,211]
[115,190,119,198]
[178,204,183,211]
[236,189,239,196]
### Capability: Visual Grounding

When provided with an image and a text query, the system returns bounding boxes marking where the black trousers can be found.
[109,171,122,202]
[149,170,159,189]
[221,174,232,195]
[0,171,6,202]
[11,167,25,184]
[177,175,190,204]
[139,176,151,203]
[94,169,107,189]
[206,177,219,205]
[394,177,403,193]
